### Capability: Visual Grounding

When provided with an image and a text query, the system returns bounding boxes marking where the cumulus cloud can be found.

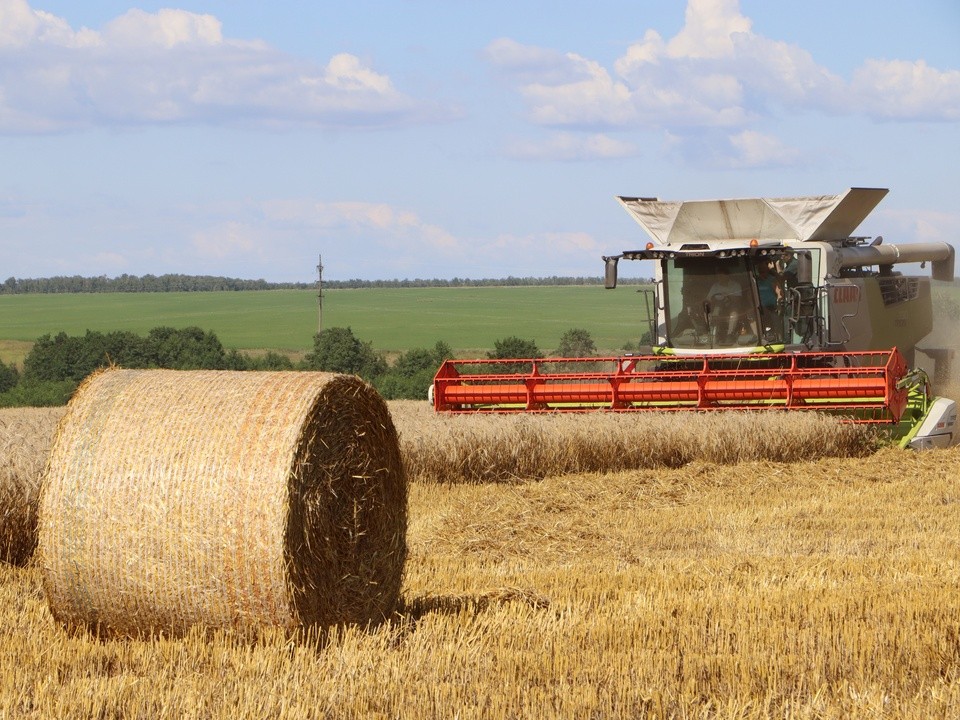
[0,0,438,133]
[850,59,960,121]
[485,0,960,134]
[662,127,802,170]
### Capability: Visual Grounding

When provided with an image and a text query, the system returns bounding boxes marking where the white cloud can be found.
[506,132,639,161]
[849,59,960,121]
[485,0,960,136]
[723,130,801,168]
[262,199,462,254]
[729,35,845,110]
[484,38,593,86]
[661,127,802,169]
[102,7,223,49]
[0,0,436,133]
[0,0,98,49]
[665,0,751,60]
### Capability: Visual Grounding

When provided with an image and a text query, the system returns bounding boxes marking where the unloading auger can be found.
[432,188,957,450]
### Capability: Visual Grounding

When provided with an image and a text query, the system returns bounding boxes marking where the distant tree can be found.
[79,330,150,370]
[245,351,295,371]
[375,341,452,400]
[143,326,228,370]
[23,327,230,384]
[486,336,543,375]
[555,328,597,357]
[301,326,386,381]
[488,336,543,361]
[7,326,306,407]
[23,332,86,383]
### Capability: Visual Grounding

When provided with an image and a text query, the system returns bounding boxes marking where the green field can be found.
[3,283,952,366]
[0,286,655,362]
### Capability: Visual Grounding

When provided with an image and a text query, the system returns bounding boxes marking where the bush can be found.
[300,327,387,381]
[27,330,145,380]
[0,379,77,408]
[144,326,228,370]
[375,342,452,400]
[245,351,295,371]
[486,336,542,374]
[22,327,231,385]
[555,329,597,357]
[488,336,543,361]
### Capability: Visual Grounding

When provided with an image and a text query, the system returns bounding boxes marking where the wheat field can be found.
[2,402,960,718]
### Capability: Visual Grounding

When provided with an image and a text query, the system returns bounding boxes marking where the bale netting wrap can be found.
[37,368,407,637]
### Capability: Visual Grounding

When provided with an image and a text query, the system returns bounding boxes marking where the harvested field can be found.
[0,402,879,542]
[1,444,960,717]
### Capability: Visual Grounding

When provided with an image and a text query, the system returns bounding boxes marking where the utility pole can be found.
[316,254,324,334]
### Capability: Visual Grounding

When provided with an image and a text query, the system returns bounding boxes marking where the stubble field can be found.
[2,401,960,718]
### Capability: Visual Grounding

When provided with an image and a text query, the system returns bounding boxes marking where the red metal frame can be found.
[433,349,908,423]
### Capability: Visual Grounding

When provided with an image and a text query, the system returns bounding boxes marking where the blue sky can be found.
[1,0,958,282]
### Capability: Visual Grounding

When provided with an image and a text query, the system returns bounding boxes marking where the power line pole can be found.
[316,254,324,334]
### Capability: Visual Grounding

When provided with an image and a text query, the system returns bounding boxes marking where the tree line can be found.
[1,275,296,294]
[5,272,955,295]
[0,274,650,294]
[0,325,601,407]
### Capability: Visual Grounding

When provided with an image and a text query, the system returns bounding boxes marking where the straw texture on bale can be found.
[38,369,407,637]
[1,408,64,565]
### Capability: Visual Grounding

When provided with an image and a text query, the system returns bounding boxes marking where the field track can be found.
[3,401,960,716]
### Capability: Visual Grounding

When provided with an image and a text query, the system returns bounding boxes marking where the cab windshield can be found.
[663,256,786,349]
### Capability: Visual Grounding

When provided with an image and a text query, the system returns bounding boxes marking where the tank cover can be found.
[617,188,889,245]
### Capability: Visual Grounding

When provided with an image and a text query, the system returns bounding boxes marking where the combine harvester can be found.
[432,188,958,449]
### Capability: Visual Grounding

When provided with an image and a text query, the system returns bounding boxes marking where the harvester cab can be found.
[604,188,955,363]
[432,188,958,450]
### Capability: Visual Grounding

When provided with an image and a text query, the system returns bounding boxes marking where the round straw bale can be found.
[38,369,407,637]
[1,407,64,565]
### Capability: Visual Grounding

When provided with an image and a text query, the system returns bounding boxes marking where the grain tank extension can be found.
[432,188,957,449]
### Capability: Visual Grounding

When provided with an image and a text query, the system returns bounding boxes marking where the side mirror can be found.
[604,256,619,289]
